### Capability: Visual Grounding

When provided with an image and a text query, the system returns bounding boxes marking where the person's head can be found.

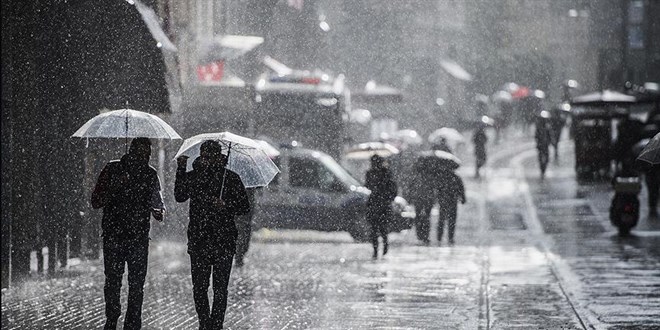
[128,137,151,162]
[371,155,384,168]
[200,140,224,165]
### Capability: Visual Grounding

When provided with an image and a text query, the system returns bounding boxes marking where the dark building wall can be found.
[2,0,171,287]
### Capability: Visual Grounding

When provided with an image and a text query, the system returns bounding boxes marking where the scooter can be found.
[609,176,641,236]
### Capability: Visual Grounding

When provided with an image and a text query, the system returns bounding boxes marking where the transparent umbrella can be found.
[174,132,280,188]
[71,108,182,150]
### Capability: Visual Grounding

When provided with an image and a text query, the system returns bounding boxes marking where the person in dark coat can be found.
[410,157,436,244]
[91,138,164,330]
[535,113,552,179]
[175,140,250,330]
[364,155,397,259]
[436,169,466,245]
[473,126,488,178]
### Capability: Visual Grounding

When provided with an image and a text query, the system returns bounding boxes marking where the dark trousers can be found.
[438,203,458,242]
[367,206,390,256]
[103,238,149,330]
[190,252,234,329]
[415,202,433,242]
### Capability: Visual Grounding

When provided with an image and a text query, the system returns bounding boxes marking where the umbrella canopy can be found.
[428,127,465,144]
[344,142,400,160]
[636,132,660,167]
[174,132,280,188]
[570,90,636,106]
[72,109,181,140]
[416,150,461,170]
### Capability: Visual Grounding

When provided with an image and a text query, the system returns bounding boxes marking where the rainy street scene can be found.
[2,1,660,329]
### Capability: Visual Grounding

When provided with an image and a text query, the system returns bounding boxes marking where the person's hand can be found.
[152,209,164,222]
[461,197,467,204]
[176,156,189,168]
[214,197,226,209]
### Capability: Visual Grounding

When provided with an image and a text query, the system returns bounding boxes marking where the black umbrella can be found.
[415,150,461,171]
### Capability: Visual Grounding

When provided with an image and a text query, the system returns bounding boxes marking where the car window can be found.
[290,157,336,191]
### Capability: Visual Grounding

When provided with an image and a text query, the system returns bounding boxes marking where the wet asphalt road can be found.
[2,131,660,329]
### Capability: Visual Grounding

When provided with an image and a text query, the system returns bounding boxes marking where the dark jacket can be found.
[436,170,466,205]
[175,157,250,262]
[91,154,162,241]
[365,167,397,211]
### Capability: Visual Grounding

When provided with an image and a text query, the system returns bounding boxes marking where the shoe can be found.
[372,252,378,260]
[383,245,388,256]
[448,238,455,246]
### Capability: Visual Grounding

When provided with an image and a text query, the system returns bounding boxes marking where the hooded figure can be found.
[91,137,164,330]
[364,155,398,259]
[175,140,250,330]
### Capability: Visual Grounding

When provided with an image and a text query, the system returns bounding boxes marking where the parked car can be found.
[253,146,415,241]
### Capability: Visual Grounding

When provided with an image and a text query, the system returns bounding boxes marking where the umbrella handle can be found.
[219,142,231,199]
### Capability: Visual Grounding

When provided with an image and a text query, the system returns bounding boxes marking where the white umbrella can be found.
[174,132,280,188]
[344,142,400,160]
[72,108,181,140]
[428,127,465,144]
[636,132,660,167]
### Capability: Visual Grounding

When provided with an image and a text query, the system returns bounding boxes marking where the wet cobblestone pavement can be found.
[3,134,660,329]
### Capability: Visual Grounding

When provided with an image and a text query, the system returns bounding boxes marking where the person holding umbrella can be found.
[175,140,251,330]
[91,137,164,330]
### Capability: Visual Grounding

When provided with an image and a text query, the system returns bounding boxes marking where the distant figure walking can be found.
[473,126,488,178]
[410,156,436,244]
[436,169,466,245]
[175,140,251,330]
[365,155,398,259]
[91,138,164,330]
[535,112,552,179]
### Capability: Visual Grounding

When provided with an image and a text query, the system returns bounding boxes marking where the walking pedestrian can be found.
[175,140,251,329]
[535,112,552,179]
[91,138,165,330]
[410,155,436,244]
[473,126,488,178]
[364,155,398,259]
[436,169,466,245]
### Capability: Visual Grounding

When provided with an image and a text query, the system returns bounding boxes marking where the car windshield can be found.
[317,153,361,187]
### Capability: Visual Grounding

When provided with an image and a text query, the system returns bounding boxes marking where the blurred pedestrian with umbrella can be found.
[75,108,180,330]
[364,155,398,259]
[174,133,278,329]
[410,148,461,243]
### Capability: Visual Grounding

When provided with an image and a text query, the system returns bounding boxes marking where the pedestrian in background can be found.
[91,138,164,330]
[364,155,398,259]
[410,157,436,244]
[535,111,552,179]
[436,168,466,245]
[175,140,250,330]
[473,126,488,178]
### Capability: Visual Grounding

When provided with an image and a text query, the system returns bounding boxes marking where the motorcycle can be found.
[609,176,641,236]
